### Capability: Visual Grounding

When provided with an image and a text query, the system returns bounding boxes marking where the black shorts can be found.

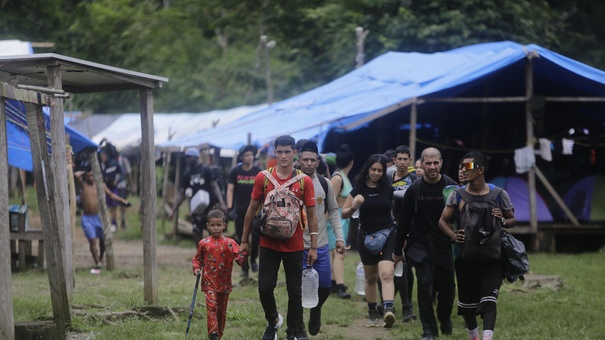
[358,226,396,265]
[455,256,503,316]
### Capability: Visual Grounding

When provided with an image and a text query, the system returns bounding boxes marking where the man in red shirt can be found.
[241,135,318,340]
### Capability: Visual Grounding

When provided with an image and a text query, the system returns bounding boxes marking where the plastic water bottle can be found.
[355,262,366,296]
[301,267,319,308]
[394,261,404,277]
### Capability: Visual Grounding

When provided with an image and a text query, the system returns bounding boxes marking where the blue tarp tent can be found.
[5,99,97,171]
[159,41,605,152]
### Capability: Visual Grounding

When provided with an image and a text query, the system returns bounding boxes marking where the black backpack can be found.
[455,187,503,263]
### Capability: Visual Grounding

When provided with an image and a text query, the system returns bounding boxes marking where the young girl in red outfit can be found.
[192,210,246,340]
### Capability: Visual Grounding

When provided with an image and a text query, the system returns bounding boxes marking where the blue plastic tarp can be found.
[5,99,97,171]
[159,41,605,151]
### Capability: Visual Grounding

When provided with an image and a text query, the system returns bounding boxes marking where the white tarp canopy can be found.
[90,104,267,150]
[0,40,33,56]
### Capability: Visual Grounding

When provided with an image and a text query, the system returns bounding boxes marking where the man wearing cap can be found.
[169,148,227,244]
[227,144,261,277]
[297,139,346,336]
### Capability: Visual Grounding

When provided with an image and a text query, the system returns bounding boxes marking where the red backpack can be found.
[259,169,306,239]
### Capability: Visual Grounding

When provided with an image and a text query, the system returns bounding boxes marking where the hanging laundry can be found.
[514,145,535,174]
[539,138,553,161]
[562,138,574,155]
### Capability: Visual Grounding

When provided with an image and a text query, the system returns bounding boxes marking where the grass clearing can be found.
[9,188,605,339]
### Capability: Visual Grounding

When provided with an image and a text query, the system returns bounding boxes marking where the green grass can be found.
[9,185,605,339]
[11,248,605,339]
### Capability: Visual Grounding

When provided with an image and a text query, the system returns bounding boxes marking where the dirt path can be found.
[72,231,389,340]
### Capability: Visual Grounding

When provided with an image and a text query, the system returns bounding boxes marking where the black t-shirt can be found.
[228,165,261,214]
[180,165,214,204]
[395,175,457,252]
[350,183,394,234]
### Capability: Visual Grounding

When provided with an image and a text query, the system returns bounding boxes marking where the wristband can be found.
[309,232,319,236]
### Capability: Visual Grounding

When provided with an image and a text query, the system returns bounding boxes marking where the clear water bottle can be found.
[301,266,319,308]
[355,262,366,296]
[394,261,404,277]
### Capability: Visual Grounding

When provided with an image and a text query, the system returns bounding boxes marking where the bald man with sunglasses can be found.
[393,147,457,340]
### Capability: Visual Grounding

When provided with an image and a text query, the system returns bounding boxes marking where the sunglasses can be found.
[459,162,479,170]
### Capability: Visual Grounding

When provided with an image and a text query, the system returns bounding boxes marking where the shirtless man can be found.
[75,166,129,274]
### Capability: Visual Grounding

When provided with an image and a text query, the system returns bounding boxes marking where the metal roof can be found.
[0,53,168,93]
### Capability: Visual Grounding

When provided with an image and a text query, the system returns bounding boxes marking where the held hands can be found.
[351,195,365,210]
[240,242,250,255]
[335,240,346,254]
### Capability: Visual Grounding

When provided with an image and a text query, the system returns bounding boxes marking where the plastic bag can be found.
[501,230,530,283]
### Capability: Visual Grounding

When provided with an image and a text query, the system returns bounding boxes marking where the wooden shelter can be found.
[0,54,167,340]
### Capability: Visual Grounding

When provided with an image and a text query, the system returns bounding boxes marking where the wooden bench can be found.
[9,210,45,271]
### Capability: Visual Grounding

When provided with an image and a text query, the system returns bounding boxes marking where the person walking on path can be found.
[75,165,130,274]
[438,152,516,340]
[327,144,355,299]
[192,210,247,340]
[342,154,397,329]
[240,135,319,340]
[393,147,457,340]
[169,148,227,245]
[297,140,346,335]
[227,144,261,277]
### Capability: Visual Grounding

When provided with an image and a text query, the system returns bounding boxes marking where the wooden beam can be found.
[420,96,527,103]
[140,88,158,304]
[409,100,417,160]
[47,65,74,300]
[25,103,70,337]
[0,98,16,340]
[172,152,182,237]
[535,167,580,227]
[525,58,539,237]
[0,82,50,104]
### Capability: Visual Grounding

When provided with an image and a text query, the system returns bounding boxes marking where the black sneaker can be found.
[335,284,351,299]
[286,327,309,340]
[308,308,321,335]
[383,307,396,328]
[440,320,453,335]
[240,270,249,278]
[403,307,417,322]
[209,332,219,340]
[367,309,380,327]
[251,260,258,273]
[262,314,283,340]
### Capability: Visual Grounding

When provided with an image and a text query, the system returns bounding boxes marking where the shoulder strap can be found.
[317,175,329,214]
[455,186,503,205]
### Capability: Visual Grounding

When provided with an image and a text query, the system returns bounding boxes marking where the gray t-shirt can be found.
[445,185,515,211]
[303,174,344,249]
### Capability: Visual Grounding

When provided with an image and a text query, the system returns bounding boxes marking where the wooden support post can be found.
[409,100,417,160]
[172,152,182,237]
[0,98,15,340]
[47,65,73,300]
[161,151,172,234]
[66,136,77,288]
[140,88,158,304]
[26,103,70,337]
[525,58,538,235]
[89,152,114,270]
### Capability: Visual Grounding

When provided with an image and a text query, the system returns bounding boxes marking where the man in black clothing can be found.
[227,144,261,277]
[393,147,457,340]
[169,148,227,245]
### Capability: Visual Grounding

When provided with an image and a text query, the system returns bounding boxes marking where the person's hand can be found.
[351,195,364,210]
[491,208,503,219]
[168,210,175,220]
[194,269,201,277]
[240,242,250,255]
[219,203,228,214]
[228,208,236,221]
[307,248,318,266]
[335,241,346,254]
[454,229,465,243]
[392,253,404,263]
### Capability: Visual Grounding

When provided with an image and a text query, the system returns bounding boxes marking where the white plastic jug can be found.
[301,267,319,308]
[394,261,404,277]
[355,262,366,295]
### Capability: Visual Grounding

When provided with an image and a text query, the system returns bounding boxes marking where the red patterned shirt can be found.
[192,236,244,292]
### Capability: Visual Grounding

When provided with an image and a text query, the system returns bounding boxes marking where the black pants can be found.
[235,212,259,272]
[408,245,455,337]
[258,247,304,332]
